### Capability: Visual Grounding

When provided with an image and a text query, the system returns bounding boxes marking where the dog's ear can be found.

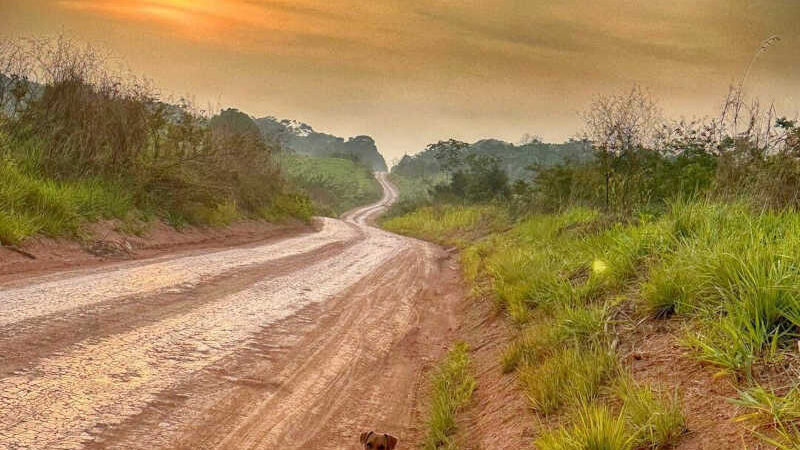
[360,431,373,444]
[384,433,398,450]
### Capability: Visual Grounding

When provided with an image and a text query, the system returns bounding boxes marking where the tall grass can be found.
[614,375,686,448]
[0,158,132,243]
[519,346,617,415]
[423,342,475,450]
[381,204,510,247]
[535,404,634,450]
[643,200,800,376]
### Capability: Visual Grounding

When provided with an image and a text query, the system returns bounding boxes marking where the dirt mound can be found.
[0,219,313,283]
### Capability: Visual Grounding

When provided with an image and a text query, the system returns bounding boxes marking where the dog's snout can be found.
[360,431,398,450]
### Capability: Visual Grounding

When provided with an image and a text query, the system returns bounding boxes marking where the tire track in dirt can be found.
[0,217,361,327]
[0,240,353,379]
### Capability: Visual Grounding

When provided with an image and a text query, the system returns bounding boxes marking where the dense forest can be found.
[393,138,592,182]
[256,116,388,171]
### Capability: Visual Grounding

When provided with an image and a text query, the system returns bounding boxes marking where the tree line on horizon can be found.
[391,84,800,217]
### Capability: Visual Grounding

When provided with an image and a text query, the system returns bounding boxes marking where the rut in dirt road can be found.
[0,173,463,449]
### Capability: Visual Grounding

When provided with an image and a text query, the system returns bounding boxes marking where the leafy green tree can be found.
[429,139,469,174]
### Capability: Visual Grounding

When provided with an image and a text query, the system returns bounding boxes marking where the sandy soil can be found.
[455,296,533,450]
[623,319,764,449]
[0,173,463,449]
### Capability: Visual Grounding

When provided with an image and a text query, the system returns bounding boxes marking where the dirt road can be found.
[0,173,463,449]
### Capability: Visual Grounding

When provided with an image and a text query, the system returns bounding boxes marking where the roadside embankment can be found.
[0,218,313,282]
[385,200,800,448]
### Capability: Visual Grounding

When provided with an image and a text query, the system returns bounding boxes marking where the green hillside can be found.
[282,154,382,216]
[256,116,388,171]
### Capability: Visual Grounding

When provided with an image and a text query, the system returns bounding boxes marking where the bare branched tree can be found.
[581,85,663,210]
[582,85,662,155]
[0,38,33,113]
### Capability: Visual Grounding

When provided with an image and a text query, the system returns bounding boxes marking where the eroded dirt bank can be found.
[0,173,464,449]
[0,218,314,283]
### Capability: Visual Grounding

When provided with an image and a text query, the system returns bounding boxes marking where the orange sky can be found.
[1,0,799,162]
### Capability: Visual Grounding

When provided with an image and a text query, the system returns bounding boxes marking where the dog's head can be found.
[359,431,398,450]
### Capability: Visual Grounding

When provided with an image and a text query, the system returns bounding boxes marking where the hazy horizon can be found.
[2,0,799,162]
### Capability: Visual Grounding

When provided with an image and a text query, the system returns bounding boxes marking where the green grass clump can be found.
[555,303,611,344]
[423,342,475,450]
[0,209,41,244]
[281,154,382,216]
[0,159,133,244]
[535,404,634,450]
[502,303,610,373]
[520,346,617,415]
[535,378,684,450]
[381,204,510,247]
[641,201,800,375]
[731,385,800,448]
[615,375,686,448]
[501,322,561,373]
[732,385,800,427]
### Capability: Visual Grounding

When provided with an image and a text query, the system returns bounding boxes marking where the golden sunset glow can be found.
[2,0,799,160]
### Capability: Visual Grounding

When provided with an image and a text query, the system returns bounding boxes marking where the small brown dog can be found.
[359,431,398,450]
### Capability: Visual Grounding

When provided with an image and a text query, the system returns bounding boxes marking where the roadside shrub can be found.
[0,36,315,237]
[259,192,314,223]
[520,346,617,415]
[535,404,633,450]
[614,375,686,448]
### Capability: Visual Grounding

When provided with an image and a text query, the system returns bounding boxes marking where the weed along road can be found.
[0,173,462,449]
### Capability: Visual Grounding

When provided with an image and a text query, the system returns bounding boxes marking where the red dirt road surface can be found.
[0,173,463,449]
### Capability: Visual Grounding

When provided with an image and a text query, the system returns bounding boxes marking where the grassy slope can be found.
[381,203,510,247]
[0,153,315,245]
[0,157,134,244]
[0,147,381,245]
[0,121,317,245]
[384,200,800,447]
[281,154,382,217]
[0,155,316,245]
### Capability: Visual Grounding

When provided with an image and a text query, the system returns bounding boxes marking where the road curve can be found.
[0,173,462,449]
